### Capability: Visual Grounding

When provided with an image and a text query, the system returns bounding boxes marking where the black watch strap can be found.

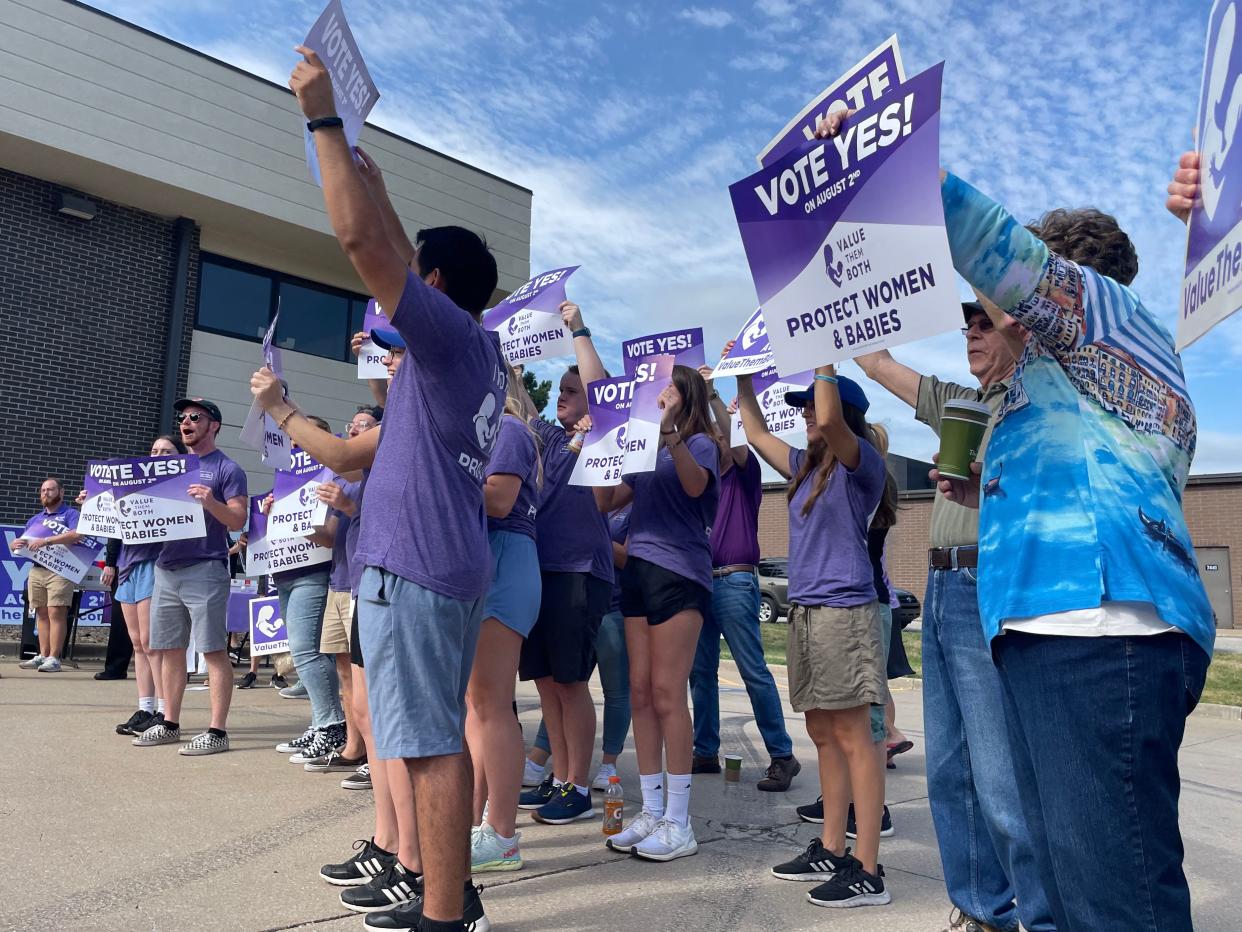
[307,116,344,132]
[571,327,591,339]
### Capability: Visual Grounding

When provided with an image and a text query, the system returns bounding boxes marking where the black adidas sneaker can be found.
[771,839,853,882]
[320,837,396,887]
[807,859,891,908]
[340,860,421,913]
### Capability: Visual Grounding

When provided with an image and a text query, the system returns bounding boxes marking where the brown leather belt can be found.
[928,547,978,570]
[713,564,757,577]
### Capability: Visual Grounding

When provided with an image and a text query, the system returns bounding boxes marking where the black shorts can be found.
[519,571,610,684]
[620,557,711,626]
[350,598,364,668]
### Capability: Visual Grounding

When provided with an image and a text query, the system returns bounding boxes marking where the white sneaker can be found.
[471,822,522,872]
[19,655,45,670]
[591,763,617,791]
[605,809,662,853]
[521,757,546,787]
[37,657,62,673]
[632,818,698,862]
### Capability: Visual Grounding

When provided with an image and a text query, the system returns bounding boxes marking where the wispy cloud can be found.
[677,6,734,28]
[729,50,790,72]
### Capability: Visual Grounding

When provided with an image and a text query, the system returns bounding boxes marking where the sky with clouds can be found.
[93,0,1241,475]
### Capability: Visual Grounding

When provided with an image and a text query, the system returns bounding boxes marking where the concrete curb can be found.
[1193,702,1242,721]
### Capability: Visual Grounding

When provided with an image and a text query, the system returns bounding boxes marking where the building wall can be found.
[0,167,196,523]
[758,478,1242,629]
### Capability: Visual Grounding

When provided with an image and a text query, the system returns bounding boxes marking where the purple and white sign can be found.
[83,455,205,544]
[301,0,380,186]
[19,511,104,585]
[248,596,288,656]
[268,449,332,541]
[245,495,332,576]
[622,355,675,475]
[240,314,293,471]
[482,266,579,364]
[711,308,772,378]
[569,375,636,487]
[621,328,705,377]
[1180,0,1242,349]
[753,366,814,440]
[79,460,122,538]
[357,299,390,379]
[757,35,906,168]
[730,63,958,375]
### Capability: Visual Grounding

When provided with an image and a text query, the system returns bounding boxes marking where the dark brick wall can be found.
[0,168,199,524]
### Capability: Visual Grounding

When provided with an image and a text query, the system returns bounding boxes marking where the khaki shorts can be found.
[320,590,353,655]
[28,565,74,608]
[787,601,888,713]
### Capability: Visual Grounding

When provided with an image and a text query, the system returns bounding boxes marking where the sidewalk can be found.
[1,656,1239,931]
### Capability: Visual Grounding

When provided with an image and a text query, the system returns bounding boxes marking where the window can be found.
[195,253,367,362]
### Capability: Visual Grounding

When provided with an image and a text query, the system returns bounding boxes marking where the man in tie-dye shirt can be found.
[936,170,1214,932]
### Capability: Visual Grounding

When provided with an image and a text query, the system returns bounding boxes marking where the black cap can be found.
[962,301,985,323]
[174,397,223,423]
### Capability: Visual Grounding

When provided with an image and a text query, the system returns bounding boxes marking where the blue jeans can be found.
[922,567,1054,932]
[277,570,341,730]
[995,630,1209,932]
[690,571,793,759]
[535,610,631,757]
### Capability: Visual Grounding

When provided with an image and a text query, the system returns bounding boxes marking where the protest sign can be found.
[757,36,906,168]
[622,355,675,475]
[357,299,390,379]
[79,460,121,538]
[569,375,636,487]
[239,314,293,470]
[711,308,773,378]
[621,328,705,377]
[729,408,748,449]
[2,524,31,624]
[482,266,580,364]
[267,450,332,541]
[1179,0,1242,349]
[301,0,380,186]
[245,495,332,576]
[19,511,104,585]
[753,366,814,440]
[730,63,958,375]
[84,456,205,544]
[248,596,288,655]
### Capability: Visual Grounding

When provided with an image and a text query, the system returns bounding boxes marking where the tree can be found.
[523,368,553,415]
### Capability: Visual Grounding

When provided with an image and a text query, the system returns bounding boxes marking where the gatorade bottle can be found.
[603,775,624,836]
[565,429,588,454]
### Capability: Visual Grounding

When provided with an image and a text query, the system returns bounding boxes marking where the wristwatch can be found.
[572,327,591,339]
[307,116,344,132]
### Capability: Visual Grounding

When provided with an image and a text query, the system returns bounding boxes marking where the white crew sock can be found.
[576,783,590,798]
[139,696,155,713]
[665,773,692,827]
[157,698,166,714]
[494,829,517,848]
[639,773,666,819]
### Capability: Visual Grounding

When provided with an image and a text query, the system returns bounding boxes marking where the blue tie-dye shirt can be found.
[941,173,1214,656]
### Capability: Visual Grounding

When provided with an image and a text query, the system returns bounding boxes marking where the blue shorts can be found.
[358,567,484,760]
[115,560,156,605]
[482,531,541,638]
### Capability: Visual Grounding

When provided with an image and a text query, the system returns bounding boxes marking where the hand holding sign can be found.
[289,46,337,121]
[1166,151,1200,224]
[658,384,683,434]
[250,368,285,412]
[560,301,584,331]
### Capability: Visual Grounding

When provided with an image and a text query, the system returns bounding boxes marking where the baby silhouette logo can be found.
[508,315,522,336]
[615,423,629,450]
[116,498,133,519]
[474,393,500,448]
[256,604,282,639]
[823,244,845,287]
[249,596,287,654]
[1201,1,1242,221]
[298,485,317,507]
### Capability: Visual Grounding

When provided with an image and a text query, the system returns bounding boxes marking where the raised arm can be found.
[814,364,859,470]
[853,349,920,409]
[252,368,381,474]
[700,363,748,467]
[562,301,607,385]
[736,372,793,479]
[354,146,417,268]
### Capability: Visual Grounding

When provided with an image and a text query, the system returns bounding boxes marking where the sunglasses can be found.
[176,412,210,424]
[960,317,995,335]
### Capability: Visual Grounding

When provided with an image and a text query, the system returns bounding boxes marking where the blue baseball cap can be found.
[370,326,406,351]
[785,375,870,414]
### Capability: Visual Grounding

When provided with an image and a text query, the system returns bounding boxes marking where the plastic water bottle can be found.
[603,775,624,835]
[565,429,588,454]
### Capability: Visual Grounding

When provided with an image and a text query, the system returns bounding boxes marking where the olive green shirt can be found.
[915,375,1009,549]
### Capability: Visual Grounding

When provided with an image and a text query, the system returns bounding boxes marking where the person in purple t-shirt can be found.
[467,373,543,873]
[740,365,891,910]
[689,363,799,793]
[290,51,506,931]
[135,397,247,759]
[12,477,84,674]
[591,365,720,864]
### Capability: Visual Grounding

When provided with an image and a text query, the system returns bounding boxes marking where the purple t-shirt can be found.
[608,507,630,613]
[354,271,508,601]
[117,542,161,583]
[328,480,362,593]
[625,432,720,593]
[157,449,247,570]
[347,470,369,596]
[786,441,885,607]
[532,417,613,583]
[486,415,540,539]
[709,453,762,568]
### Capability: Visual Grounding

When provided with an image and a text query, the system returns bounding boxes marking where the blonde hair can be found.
[504,365,543,489]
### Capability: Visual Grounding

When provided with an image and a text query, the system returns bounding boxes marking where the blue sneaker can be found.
[518,776,555,811]
[533,783,596,824]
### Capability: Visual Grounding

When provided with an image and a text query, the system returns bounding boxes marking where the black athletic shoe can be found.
[320,837,396,887]
[517,776,555,810]
[341,763,372,790]
[237,671,258,689]
[340,861,421,913]
[771,839,853,882]
[116,709,155,736]
[270,674,289,689]
[691,754,722,774]
[807,860,891,908]
[846,803,894,839]
[363,881,490,931]
[797,795,824,824]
